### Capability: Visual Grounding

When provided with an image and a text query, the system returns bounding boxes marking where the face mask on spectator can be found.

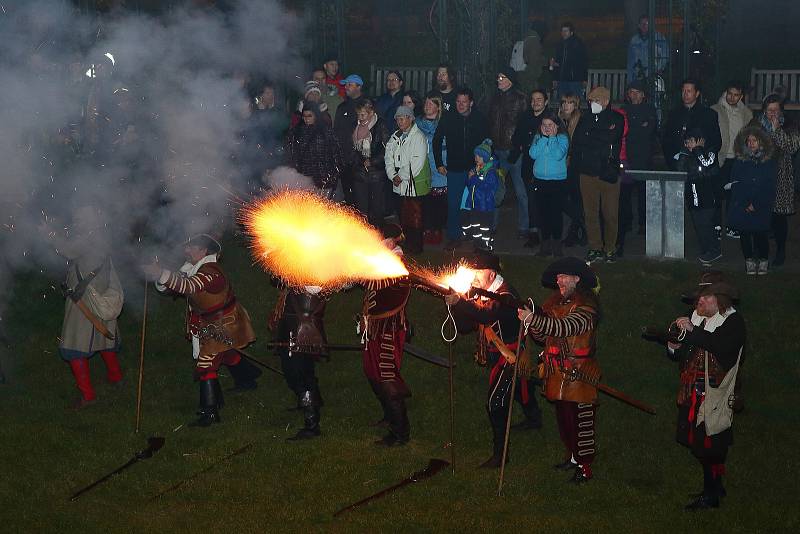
[590,102,603,114]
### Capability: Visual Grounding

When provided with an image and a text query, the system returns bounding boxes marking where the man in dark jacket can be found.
[572,86,625,264]
[375,70,404,127]
[433,87,490,247]
[662,79,722,170]
[489,70,528,238]
[619,80,658,252]
[334,74,368,203]
[550,22,588,101]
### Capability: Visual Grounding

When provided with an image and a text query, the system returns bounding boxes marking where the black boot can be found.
[287,389,321,441]
[480,416,508,468]
[368,380,391,428]
[685,463,720,510]
[226,358,262,392]
[189,379,222,427]
[375,382,411,446]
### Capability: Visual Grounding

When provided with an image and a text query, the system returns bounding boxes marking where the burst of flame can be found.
[439,264,476,294]
[241,190,408,288]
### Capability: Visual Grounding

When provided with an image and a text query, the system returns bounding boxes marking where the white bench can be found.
[369,66,437,98]
[750,69,800,110]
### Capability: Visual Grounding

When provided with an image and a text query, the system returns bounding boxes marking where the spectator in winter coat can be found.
[489,70,529,241]
[351,99,390,227]
[727,126,777,275]
[572,86,625,264]
[753,94,800,267]
[461,139,500,250]
[385,106,430,253]
[529,111,569,257]
[284,101,344,198]
[675,127,722,266]
[711,80,753,238]
[509,88,549,247]
[375,70,405,127]
[619,80,656,251]
[549,22,588,101]
[432,87,490,248]
[416,96,448,244]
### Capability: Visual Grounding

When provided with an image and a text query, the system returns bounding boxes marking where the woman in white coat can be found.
[384,106,430,253]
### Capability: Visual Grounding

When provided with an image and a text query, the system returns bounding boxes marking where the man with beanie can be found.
[461,138,500,250]
[572,86,625,263]
[519,256,601,483]
[489,70,528,238]
[433,87,490,249]
[359,223,413,446]
[142,235,260,427]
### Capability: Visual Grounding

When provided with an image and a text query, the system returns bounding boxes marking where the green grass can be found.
[1,239,798,532]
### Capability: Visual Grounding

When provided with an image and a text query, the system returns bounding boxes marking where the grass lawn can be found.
[1,238,798,532]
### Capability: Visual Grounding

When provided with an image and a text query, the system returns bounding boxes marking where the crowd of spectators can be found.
[268,20,799,270]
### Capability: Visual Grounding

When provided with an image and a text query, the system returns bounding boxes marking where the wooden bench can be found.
[749,69,800,110]
[369,66,438,98]
[587,69,628,104]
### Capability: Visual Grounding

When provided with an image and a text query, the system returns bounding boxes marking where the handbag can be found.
[696,348,741,436]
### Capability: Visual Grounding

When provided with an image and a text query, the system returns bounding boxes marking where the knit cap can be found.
[304,80,322,97]
[474,138,493,161]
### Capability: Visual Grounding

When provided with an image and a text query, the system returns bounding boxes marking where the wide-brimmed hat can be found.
[541,257,597,290]
[699,281,739,301]
[186,234,221,255]
[680,270,729,304]
[463,249,501,271]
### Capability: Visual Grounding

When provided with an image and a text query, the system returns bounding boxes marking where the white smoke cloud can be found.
[0,0,309,322]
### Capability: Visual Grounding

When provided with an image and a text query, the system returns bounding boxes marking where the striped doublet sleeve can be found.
[163,269,220,295]
[529,305,596,338]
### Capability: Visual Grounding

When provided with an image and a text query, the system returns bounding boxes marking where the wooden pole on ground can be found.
[135,280,148,433]
[497,324,525,496]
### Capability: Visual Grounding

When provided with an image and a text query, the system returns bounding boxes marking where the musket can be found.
[70,437,165,501]
[264,341,364,352]
[151,443,253,500]
[497,323,526,496]
[333,458,450,517]
[563,367,657,415]
[404,342,454,368]
[234,349,284,376]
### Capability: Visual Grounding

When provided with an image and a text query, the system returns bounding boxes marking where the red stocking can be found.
[68,358,96,401]
[99,351,122,383]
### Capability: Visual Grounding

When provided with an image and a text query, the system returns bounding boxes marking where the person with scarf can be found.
[460,139,499,251]
[665,282,745,510]
[416,96,448,244]
[753,94,800,267]
[142,235,259,427]
[351,99,390,226]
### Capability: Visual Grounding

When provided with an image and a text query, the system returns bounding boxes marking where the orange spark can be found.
[242,190,408,288]
[440,264,476,294]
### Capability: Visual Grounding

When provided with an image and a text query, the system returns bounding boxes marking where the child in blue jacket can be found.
[461,138,499,250]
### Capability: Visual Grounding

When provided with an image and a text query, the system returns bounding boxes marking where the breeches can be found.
[554,400,597,465]
[196,348,240,380]
[363,330,406,384]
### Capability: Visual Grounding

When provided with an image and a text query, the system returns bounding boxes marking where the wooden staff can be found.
[447,341,456,472]
[135,280,148,433]
[497,323,525,496]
